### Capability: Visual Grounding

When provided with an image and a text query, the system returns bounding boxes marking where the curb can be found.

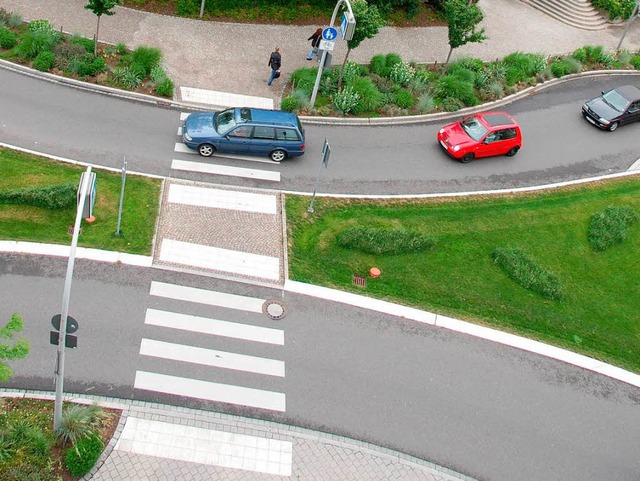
[2,58,640,126]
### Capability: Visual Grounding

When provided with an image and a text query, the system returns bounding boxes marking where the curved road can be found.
[1,67,640,195]
[1,255,639,481]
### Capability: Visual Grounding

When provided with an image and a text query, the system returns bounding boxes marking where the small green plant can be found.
[155,77,174,97]
[116,42,128,55]
[55,404,112,447]
[440,96,465,111]
[342,61,363,84]
[432,73,478,106]
[616,49,632,66]
[485,80,505,100]
[393,88,415,108]
[0,184,76,209]
[369,53,390,77]
[389,61,416,86]
[70,54,105,77]
[588,205,637,251]
[336,226,435,255]
[502,52,547,85]
[590,0,636,20]
[15,30,59,59]
[280,95,300,112]
[150,64,167,83]
[290,67,320,95]
[33,50,56,71]
[491,247,563,300]
[550,57,582,77]
[7,13,22,27]
[112,66,143,88]
[65,432,104,477]
[0,27,17,49]
[350,77,384,114]
[416,93,435,113]
[332,86,360,115]
[131,45,162,75]
[70,35,95,53]
[53,42,87,71]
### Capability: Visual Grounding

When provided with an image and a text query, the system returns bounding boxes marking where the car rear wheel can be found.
[608,122,619,132]
[460,153,474,163]
[198,144,215,157]
[270,149,287,162]
[506,146,520,157]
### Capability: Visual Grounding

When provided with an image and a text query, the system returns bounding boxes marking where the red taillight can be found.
[300,143,305,151]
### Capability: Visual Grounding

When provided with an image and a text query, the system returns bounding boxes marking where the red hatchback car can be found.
[437,111,522,163]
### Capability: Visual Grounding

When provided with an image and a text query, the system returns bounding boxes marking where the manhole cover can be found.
[263,300,286,320]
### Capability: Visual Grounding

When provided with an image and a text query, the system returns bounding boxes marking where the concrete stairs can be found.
[522,0,609,30]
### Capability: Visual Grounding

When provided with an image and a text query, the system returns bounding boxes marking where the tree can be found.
[84,0,119,56]
[0,313,30,382]
[442,0,487,64]
[338,0,385,90]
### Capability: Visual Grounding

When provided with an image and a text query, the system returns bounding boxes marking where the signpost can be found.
[310,0,356,108]
[308,139,331,214]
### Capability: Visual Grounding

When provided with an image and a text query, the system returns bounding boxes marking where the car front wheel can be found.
[608,122,619,132]
[270,149,287,162]
[460,153,474,163]
[506,146,520,157]
[198,144,215,157]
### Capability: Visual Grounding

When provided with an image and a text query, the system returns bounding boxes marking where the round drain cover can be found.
[263,300,286,320]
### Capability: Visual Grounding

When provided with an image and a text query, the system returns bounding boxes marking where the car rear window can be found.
[275,128,300,141]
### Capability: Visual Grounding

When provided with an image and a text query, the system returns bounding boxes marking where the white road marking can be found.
[167,184,277,214]
[134,371,286,412]
[180,87,275,110]
[628,157,640,171]
[171,158,280,182]
[116,417,292,475]
[139,339,285,377]
[145,308,284,345]
[180,112,190,120]
[158,239,281,280]
[149,282,265,312]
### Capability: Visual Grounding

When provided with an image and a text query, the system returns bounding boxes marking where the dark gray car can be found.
[582,85,640,131]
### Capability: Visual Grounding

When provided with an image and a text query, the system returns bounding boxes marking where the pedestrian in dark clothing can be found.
[267,47,281,86]
[307,28,322,60]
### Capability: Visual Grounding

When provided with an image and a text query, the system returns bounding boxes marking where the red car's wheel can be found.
[460,153,474,163]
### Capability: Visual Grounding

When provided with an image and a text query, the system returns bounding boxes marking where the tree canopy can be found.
[443,0,487,63]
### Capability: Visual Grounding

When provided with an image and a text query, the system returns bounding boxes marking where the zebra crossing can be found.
[173,112,281,182]
[134,281,286,412]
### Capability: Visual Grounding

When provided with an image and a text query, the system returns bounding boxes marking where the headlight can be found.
[439,128,445,134]
[453,145,460,152]
[183,132,192,141]
[599,118,609,125]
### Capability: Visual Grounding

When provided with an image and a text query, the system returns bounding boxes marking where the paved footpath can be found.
[2,389,471,481]
[1,0,640,102]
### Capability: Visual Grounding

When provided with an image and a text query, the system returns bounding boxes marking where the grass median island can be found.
[0,147,161,255]
[286,178,640,372]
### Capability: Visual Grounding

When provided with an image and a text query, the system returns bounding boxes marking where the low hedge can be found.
[0,184,77,209]
[336,226,435,255]
[588,205,638,251]
[65,432,104,477]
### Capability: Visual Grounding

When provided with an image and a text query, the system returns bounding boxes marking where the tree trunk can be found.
[337,47,352,91]
[446,46,453,65]
[94,15,101,56]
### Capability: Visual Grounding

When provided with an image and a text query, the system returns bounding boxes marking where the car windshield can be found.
[214,108,237,133]
[602,90,630,112]
[460,116,488,141]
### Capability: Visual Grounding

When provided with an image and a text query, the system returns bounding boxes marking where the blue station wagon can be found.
[182,107,305,162]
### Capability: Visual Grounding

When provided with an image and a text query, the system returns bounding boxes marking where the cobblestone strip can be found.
[153,179,285,285]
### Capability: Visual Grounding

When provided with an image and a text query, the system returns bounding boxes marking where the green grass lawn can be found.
[286,178,640,372]
[0,147,161,255]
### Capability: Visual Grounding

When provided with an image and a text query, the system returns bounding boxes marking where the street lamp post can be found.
[53,166,93,430]
[617,0,640,51]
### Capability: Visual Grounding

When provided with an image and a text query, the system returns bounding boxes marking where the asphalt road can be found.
[2,254,639,481]
[1,67,640,195]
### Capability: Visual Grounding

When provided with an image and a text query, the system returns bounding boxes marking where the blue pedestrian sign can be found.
[322,27,338,41]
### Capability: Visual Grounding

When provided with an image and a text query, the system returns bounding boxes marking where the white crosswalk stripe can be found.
[171,159,281,181]
[134,371,286,412]
[145,308,284,345]
[138,283,286,411]
[167,183,278,214]
[139,339,285,377]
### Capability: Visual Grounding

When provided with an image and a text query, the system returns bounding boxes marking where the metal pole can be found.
[115,159,127,237]
[307,156,325,214]
[310,0,355,108]
[53,166,92,430]
[200,0,206,18]
[617,1,639,51]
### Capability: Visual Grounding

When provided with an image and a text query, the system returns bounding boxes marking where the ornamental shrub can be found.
[350,77,384,114]
[631,54,640,69]
[389,61,416,86]
[54,42,87,71]
[0,7,9,25]
[65,433,104,477]
[369,53,390,77]
[416,93,435,113]
[385,52,403,71]
[0,184,76,209]
[280,95,300,112]
[342,60,363,84]
[131,46,162,75]
[588,205,637,251]
[0,27,17,49]
[590,0,635,20]
[290,67,320,95]
[491,247,563,300]
[332,86,360,115]
[112,66,143,88]
[393,88,414,108]
[176,0,200,16]
[155,77,174,97]
[502,52,547,85]
[550,57,582,77]
[28,19,55,34]
[440,96,464,111]
[15,30,59,59]
[150,64,167,83]
[336,226,435,255]
[70,54,105,77]
[33,50,56,71]
[70,35,95,53]
[56,404,112,447]
[432,73,478,106]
